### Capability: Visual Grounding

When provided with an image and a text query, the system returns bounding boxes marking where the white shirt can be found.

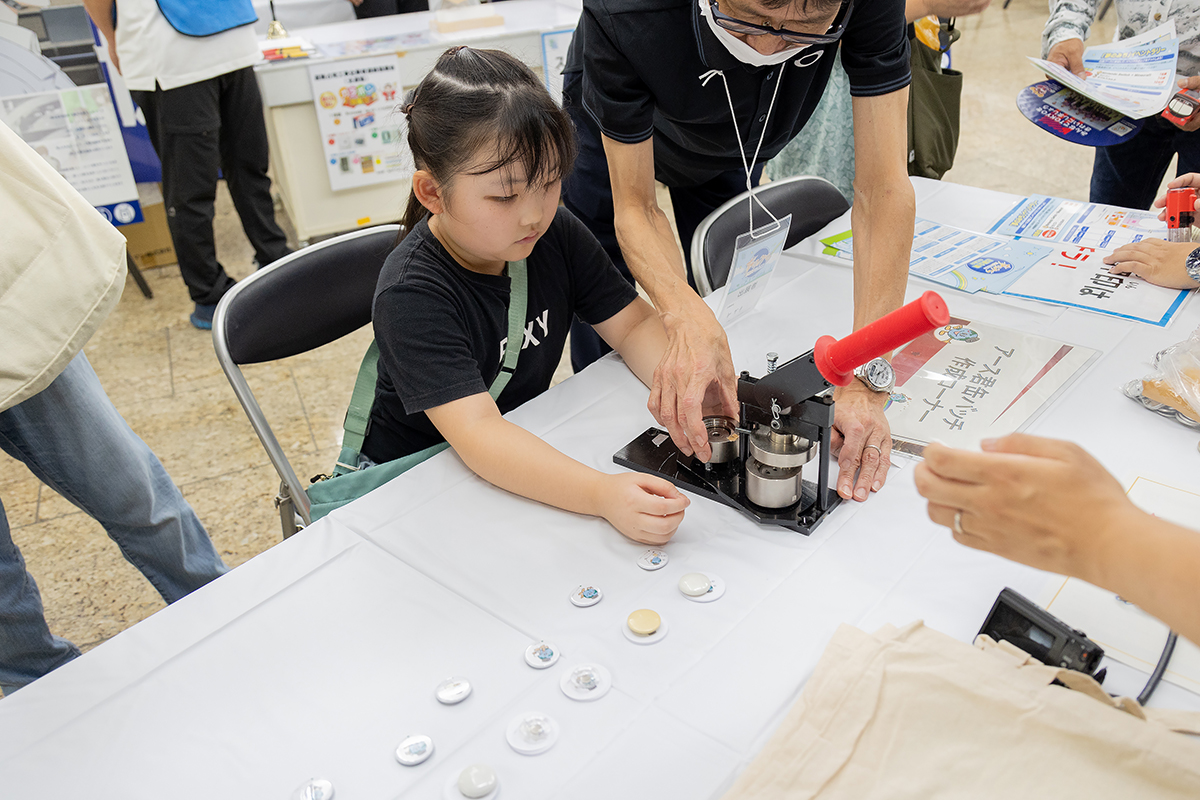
[1043,0,1200,76]
[114,0,263,92]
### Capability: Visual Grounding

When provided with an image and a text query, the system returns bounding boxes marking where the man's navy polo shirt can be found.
[563,0,911,187]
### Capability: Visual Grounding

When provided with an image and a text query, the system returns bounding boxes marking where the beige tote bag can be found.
[724,621,1200,800]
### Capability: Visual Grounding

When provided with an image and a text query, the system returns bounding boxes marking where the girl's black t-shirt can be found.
[363,207,639,462]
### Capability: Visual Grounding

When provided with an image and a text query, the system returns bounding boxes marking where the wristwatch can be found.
[1186,246,1200,285]
[853,357,895,393]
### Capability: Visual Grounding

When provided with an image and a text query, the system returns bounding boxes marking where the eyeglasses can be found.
[708,0,854,45]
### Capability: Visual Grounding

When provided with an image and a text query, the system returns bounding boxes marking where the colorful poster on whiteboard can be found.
[308,55,413,192]
[884,318,1097,453]
[541,28,574,106]
[0,85,142,225]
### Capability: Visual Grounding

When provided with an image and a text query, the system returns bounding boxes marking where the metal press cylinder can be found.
[748,429,816,469]
[745,458,803,509]
[703,416,740,464]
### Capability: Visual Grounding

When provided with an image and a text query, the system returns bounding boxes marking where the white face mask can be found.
[698,0,815,67]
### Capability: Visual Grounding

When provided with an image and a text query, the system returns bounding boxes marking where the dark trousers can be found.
[1090,116,1200,209]
[133,67,291,305]
[353,0,429,18]
[562,77,762,372]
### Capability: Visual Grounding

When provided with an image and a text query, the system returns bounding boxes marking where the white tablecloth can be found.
[1,179,1196,799]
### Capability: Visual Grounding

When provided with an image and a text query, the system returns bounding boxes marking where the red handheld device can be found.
[812,291,950,386]
[1166,187,1196,243]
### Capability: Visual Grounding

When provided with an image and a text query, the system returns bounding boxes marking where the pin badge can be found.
[569,584,603,607]
[623,608,669,645]
[637,549,669,571]
[524,641,560,669]
[395,734,434,766]
[295,779,335,800]
[435,677,472,705]
[559,663,613,702]
[679,572,726,603]
[505,711,560,755]
[444,764,499,800]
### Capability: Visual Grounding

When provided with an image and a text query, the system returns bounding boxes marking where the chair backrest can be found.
[212,224,400,531]
[689,175,851,297]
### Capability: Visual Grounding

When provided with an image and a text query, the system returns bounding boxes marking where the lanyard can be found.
[699,65,785,239]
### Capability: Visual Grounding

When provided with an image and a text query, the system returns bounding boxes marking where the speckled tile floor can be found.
[6,1,1169,691]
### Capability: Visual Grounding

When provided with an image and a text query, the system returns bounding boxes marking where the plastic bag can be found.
[1124,325,1200,428]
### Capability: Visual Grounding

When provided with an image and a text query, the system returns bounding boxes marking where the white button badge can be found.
[435,677,472,705]
[569,584,603,607]
[395,734,434,766]
[524,641,561,669]
[679,572,726,603]
[446,764,499,800]
[559,663,613,702]
[637,549,669,570]
[505,711,560,755]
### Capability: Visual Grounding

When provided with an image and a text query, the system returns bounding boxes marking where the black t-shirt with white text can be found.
[363,207,639,462]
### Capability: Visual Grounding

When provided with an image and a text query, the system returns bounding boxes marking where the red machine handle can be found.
[813,291,950,386]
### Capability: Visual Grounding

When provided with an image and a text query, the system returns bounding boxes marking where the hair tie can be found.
[401,102,415,116]
[448,45,469,56]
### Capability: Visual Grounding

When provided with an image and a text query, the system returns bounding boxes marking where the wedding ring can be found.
[953,510,965,536]
[863,444,882,457]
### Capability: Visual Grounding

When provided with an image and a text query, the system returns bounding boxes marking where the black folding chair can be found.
[688,175,851,297]
[212,225,400,538]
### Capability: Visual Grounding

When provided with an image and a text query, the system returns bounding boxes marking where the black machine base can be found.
[614,427,842,536]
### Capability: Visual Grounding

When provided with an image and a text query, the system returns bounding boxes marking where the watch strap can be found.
[1186,246,1200,283]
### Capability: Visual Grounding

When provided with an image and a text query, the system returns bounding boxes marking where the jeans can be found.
[562,72,763,372]
[1090,116,1200,210]
[0,354,226,693]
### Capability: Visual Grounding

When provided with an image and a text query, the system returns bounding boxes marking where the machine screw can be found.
[766,352,779,373]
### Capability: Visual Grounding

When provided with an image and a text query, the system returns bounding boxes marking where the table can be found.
[253,0,581,243]
[251,0,356,36]
[1,179,1196,799]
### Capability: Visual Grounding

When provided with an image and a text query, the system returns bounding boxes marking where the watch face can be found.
[865,359,894,388]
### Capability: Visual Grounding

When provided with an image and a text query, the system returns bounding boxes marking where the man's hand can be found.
[830,379,892,501]
[597,473,689,545]
[648,299,739,462]
[1105,238,1200,289]
[1047,38,1086,77]
[1167,76,1200,132]
[913,435,1134,580]
[1154,172,1200,221]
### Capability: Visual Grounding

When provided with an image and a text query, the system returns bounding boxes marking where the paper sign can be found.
[884,318,1096,452]
[1017,80,1142,147]
[0,85,141,225]
[990,194,1165,249]
[541,28,574,106]
[821,218,1053,294]
[308,55,414,192]
[1003,243,1191,326]
[718,214,791,326]
[1045,478,1200,695]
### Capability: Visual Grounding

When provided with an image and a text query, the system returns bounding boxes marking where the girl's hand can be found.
[1104,238,1199,289]
[598,473,689,545]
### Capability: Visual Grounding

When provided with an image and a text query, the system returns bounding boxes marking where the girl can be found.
[362,46,688,545]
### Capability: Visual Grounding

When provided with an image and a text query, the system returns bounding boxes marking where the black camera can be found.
[978,588,1104,675]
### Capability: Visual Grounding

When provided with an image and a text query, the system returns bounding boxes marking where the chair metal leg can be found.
[276,480,304,538]
[1097,0,1113,19]
[126,251,153,299]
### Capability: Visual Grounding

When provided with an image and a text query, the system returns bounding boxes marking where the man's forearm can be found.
[849,177,913,331]
[613,201,708,325]
[82,0,117,44]
[1042,0,1098,56]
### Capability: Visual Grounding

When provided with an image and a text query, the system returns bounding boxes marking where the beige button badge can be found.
[623,608,669,644]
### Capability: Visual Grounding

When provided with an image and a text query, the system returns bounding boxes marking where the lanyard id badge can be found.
[700,66,790,327]
[718,213,791,326]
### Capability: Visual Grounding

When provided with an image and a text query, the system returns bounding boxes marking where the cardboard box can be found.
[122,183,176,269]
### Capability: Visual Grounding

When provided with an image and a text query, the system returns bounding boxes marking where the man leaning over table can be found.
[561,0,915,503]
[1043,0,1200,211]
[0,123,227,697]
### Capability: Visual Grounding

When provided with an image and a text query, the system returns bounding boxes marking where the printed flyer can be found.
[884,318,1096,452]
[308,55,413,192]
[0,84,141,225]
[821,218,1052,294]
[1002,243,1191,327]
[989,194,1165,249]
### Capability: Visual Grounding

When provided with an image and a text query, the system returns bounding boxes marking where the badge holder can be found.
[717,213,792,327]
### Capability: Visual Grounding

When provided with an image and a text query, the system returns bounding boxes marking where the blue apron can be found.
[153,0,258,37]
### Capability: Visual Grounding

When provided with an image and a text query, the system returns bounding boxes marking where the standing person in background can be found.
[83,0,293,330]
[1044,0,1200,209]
[0,123,227,696]
[346,0,429,17]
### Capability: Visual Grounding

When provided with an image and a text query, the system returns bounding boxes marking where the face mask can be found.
[698,0,813,67]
